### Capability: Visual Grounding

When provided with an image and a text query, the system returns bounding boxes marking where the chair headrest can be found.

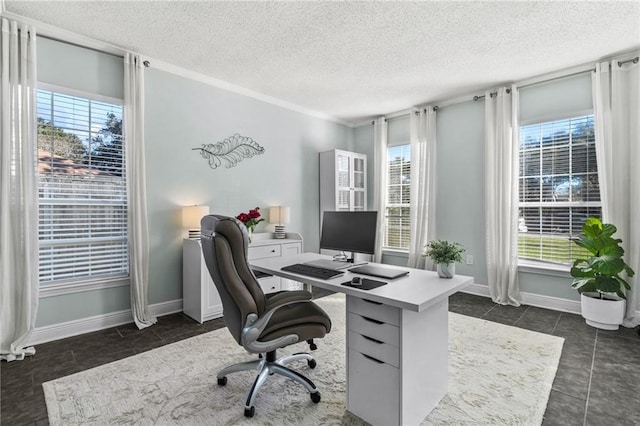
[201,214,251,245]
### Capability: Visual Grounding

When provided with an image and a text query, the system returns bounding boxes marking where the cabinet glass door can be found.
[353,190,365,211]
[353,157,365,190]
[337,189,351,210]
[337,154,351,189]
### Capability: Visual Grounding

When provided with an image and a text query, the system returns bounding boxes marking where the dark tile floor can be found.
[1,290,638,425]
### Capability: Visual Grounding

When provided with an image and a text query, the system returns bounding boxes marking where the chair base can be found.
[216,350,321,417]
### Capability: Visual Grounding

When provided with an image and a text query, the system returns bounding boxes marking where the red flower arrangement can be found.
[236,207,264,232]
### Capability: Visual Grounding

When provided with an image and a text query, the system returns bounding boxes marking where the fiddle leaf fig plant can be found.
[570,217,635,299]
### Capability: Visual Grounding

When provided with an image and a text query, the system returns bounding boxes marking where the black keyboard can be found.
[281,263,344,280]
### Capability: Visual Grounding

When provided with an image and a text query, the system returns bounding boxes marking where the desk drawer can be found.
[347,296,400,326]
[348,312,400,347]
[248,244,281,260]
[258,276,281,294]
[348,331,399,368]
[348,348,399,426]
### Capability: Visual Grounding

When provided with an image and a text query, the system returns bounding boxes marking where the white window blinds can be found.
[37,89,128,284]
[385,144,411,250]
[518,114,601,264]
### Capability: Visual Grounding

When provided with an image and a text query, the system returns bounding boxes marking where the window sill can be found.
[40,275,130,298]
[518,260,571,278]
[382,248,409,257]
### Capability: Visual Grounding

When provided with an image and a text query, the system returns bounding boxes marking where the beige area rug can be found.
[44,294,564,425]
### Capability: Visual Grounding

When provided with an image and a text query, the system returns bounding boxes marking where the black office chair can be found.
[200,214,332,417]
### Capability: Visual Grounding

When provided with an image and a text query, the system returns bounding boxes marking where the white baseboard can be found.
[25,289,640,347]
[461,283,582,314]
[28,299,183,346]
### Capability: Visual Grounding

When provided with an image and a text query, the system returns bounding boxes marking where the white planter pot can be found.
[580,293,626,330]
[437,263,455,278]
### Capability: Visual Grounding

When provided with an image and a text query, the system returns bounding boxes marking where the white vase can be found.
[246,227,253,243]
[580,293,626,330]
[437,263,455,278]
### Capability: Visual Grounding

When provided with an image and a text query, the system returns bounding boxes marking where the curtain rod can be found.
[370,105,440,123]
[473,88,512,101]
[517,68,594,90]
[412,106,439,115]
[618,56,639,67]
[37,34,151,67]
[38,33,124,60]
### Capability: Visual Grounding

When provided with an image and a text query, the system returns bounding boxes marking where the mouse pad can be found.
[341,278,387,290]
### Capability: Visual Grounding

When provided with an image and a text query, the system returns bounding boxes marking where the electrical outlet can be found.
[465,254,473,265]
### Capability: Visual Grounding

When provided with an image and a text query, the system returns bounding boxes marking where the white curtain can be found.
[407,107,437,269]
[592,58,640,328]
[485,86,522,306]
[0,18,39,361]
[372,117,388,263]
[124,53,156,329]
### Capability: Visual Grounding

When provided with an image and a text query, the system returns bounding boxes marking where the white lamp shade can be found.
[182,205,210,229]
[269,206,290,225]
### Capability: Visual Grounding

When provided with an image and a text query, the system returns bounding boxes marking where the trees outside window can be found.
[37,89,127,285]
[518,115,601,264]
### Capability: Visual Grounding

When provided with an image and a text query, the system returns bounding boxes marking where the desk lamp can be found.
[269,206,290,239]
[182,205,210,239]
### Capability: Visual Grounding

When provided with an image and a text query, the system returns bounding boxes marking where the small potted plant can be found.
[423,240,465,278]
[570,217,635,330]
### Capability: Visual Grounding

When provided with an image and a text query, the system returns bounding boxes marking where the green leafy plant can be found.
[570,217,635,299]
[423,240,465,265]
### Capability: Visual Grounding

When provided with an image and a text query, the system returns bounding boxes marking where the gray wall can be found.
[144,68,352,304]
[35,39,352,327]
[435,100,487,284]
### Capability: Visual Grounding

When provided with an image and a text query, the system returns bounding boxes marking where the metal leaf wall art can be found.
[192,133,265,169]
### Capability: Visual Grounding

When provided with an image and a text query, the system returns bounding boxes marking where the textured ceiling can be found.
[4,1,640,124]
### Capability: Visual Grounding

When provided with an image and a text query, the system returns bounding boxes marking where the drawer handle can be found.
[362,335,383,344]
[363,299,383,305]
[362,353,384,364]
[271,250,276,253]
[361,315,384,325]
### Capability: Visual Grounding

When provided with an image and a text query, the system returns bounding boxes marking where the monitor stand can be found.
[304,252,368,270]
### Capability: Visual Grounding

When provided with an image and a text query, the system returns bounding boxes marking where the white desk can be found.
[250,252,473,426]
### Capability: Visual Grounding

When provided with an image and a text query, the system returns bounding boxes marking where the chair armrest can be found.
[264,290,312,312]
[241,291,313,353]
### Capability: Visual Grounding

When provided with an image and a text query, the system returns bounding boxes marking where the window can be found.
[518,114,601,265]
[384,144,411,250]
[37,88,127,286]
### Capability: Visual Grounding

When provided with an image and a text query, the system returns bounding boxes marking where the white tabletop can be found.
[250,252,473,312]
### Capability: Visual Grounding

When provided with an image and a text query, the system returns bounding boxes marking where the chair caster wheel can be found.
[307,359,317,369]
[310,391,321,403]
[244,406,255,417]
[217,377,227,386]
[309,343,317,350]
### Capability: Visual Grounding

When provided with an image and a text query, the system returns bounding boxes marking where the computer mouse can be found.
[351,277,363,286]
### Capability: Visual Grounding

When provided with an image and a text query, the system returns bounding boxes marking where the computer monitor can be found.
[320,211,378,259]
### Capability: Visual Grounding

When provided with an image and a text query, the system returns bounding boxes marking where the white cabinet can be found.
[183,239,223,323]
[248,233,304,292]
[182,233,304,323]
[320,149,367,214]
